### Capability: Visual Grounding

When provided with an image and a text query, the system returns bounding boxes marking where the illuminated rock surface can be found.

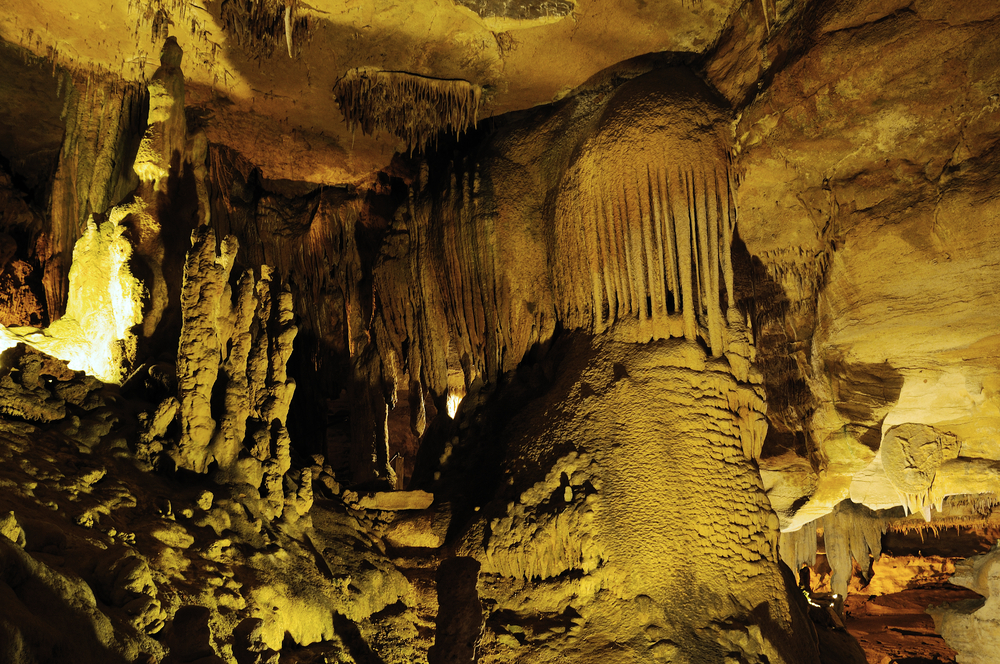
[0,0,999,663]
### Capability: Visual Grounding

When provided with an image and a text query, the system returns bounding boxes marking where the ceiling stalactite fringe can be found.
[332,69,482,153]
[555,157,736,354]
[220,0,310,60]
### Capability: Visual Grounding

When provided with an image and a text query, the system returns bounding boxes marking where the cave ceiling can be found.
[1,0,738,183]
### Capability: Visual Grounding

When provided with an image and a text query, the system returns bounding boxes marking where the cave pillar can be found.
[465,331,820,662]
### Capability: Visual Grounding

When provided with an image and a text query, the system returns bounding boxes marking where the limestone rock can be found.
[0,347,66,422]
[384,505,451,549]
[356,490,434,511]
[0,511,25,547]
[929,542,1000,663]
[882,423,960,514]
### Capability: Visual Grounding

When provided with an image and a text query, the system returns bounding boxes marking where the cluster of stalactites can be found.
[333,69,482,153]
[555,160,737,357]
[220,0,309,60]
[375,67,743,441]
[374,156,548,431]
[779,500,886,599]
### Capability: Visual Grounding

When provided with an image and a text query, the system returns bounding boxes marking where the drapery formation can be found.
[554,68,737,355]
[376,67,741,432]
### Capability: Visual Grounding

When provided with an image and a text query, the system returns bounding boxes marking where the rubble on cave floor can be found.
[0,350,438,664]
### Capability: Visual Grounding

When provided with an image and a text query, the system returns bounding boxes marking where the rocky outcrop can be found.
[0,377,417,664]
[731,0,1000,531]
[0,348,66,422]
[450,334,819,663]
[929,542,1000,663]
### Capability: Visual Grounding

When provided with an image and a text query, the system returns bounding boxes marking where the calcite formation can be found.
[1,0,1000,663]
[151,224,299,522]
[333,69,483,153]
[929,542,1000,664]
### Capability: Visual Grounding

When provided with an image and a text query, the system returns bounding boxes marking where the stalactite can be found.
[556,156,736,354]
[882,423,960,519]
[220,0,310,61]
[284,3,294,58]
[821,500,886,598]
[888,493,1000,535]
[134,37,187,188]
[779,522,818,574]
[332,69,482,153]
[376,66,740,436]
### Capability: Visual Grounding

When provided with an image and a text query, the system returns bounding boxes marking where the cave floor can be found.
[844,585,980,664]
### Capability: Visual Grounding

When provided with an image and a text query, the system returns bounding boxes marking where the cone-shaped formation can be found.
[333,69,482,152]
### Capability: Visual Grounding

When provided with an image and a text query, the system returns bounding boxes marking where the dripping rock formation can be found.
[1,1,999,663]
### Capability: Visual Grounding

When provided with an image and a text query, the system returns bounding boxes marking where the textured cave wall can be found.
[679,0,1000,532]
[451,335,819,664]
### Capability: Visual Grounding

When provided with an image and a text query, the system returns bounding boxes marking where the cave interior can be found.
[0,0,999,663]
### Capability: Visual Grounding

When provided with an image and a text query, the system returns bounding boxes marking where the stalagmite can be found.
[172,226,237,473]
[165,225,298,517]
[284,3,293,58]
[134,37,187,188]
[0,199,147,383]
[211,270,257,469]
[46,75,145,316]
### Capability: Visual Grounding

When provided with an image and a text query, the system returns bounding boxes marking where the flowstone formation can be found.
[458,336,813,664]
[370,64,824,663]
